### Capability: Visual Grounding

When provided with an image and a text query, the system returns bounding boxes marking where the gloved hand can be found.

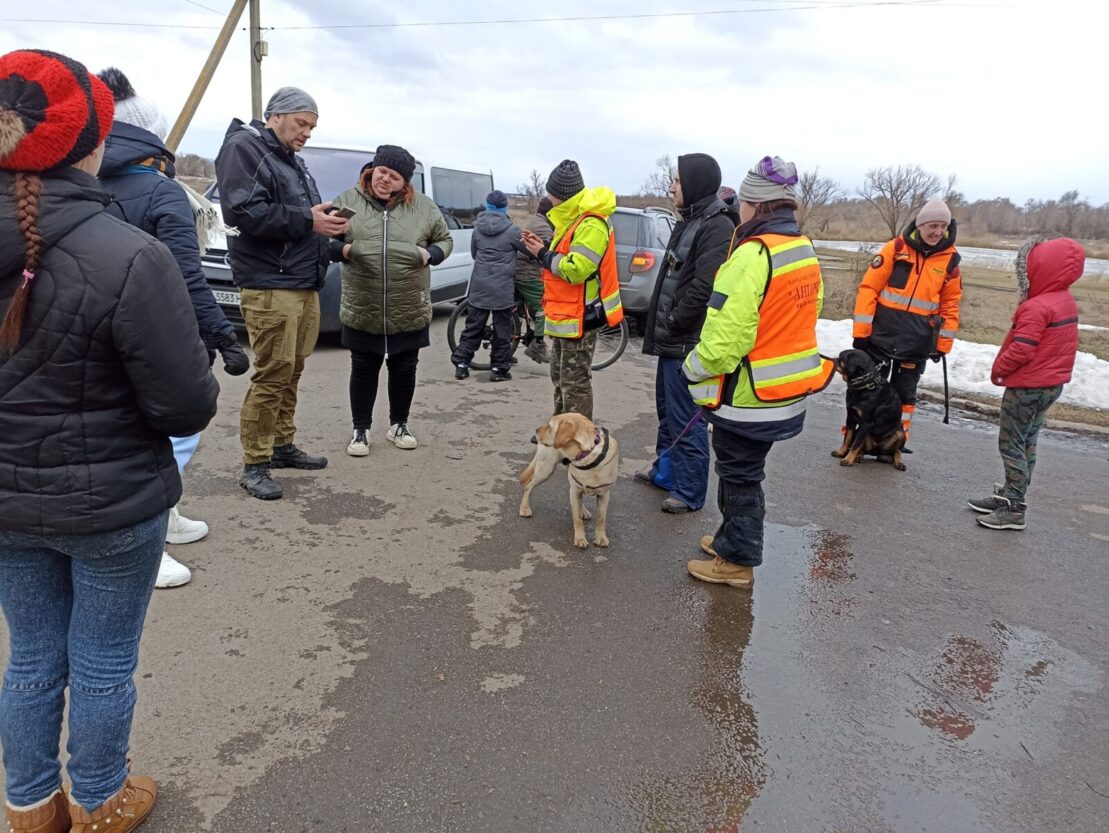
[852,337,870,352]
[930,351,944,363]
[217,335,251,376]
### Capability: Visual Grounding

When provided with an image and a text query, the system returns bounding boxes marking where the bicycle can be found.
[446,293,629,371]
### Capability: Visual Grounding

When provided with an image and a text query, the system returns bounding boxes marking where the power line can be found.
[181,0,227,15]
[0,1,1001,34]
[277,0,947,30]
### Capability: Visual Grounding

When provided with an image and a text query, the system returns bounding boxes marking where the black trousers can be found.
[709,428,773,567]
[349,348,420,429]
[451,306,514,370]
[876,358,925,407]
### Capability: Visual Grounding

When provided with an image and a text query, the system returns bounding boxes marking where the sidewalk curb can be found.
[917,388,1109,438]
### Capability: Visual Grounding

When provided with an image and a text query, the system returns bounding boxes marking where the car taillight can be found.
[629,251,656,273]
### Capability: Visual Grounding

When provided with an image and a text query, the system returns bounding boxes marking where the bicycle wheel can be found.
[591,319,629,370]
[446,300,522,371]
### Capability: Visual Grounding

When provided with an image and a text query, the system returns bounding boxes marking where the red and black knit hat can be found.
[0,49,114,172]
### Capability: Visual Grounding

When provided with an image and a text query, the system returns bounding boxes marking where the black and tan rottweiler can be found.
[830,348,907,471]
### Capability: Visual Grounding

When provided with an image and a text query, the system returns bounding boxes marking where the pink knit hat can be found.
[916,197,951,226]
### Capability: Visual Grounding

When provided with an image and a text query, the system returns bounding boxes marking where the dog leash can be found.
[658,410,705,457]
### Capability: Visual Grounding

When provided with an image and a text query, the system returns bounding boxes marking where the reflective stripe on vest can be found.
[688,376,725,409]
[744,234,834,403]
[542,212,624,338]
[879,288,939,313]
[713,397,808,424]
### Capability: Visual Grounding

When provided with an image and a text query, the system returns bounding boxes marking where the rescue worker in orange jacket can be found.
[851,197,963,445]
[521,160,623,419]
[682,156,834,589]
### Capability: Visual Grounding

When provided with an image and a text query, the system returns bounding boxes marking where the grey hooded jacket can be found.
[468,211,527,310]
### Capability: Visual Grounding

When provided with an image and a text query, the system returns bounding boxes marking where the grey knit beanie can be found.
[738,155,798,203]
[264,86,318,119]
[547,159,585,200]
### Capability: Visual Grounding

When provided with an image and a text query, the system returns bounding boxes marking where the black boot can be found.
[240,463,283,500]
[490,367,512,382]
[271,443,328,470]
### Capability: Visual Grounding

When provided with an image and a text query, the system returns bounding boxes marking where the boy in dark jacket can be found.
[968,236,1084,531]
[639,153,735,514]
[452,190,528,381]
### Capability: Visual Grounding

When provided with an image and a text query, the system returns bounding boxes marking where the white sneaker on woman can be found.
[166,506,208,544]
[156,551,192,588]
[386,422,418,450]
[347,428,370,456]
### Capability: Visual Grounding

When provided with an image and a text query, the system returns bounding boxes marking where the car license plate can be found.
[211,289,240,306]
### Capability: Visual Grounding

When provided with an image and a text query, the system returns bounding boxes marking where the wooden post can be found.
[249,0,264,121]
[165,0,250,153]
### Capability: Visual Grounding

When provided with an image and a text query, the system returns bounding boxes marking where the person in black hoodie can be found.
[0,50,218,831]
[98,68,248,589]
[639,153,735,514]
[214,87,349,500]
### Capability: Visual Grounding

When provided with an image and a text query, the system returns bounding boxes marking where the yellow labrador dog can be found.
[519,413,619,549]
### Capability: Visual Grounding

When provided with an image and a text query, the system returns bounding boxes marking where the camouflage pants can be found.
[998,385,1063,504]
[550,331,597,419]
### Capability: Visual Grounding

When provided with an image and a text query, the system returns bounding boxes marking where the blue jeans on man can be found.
[0,511,166,810]
[647,356,709,510]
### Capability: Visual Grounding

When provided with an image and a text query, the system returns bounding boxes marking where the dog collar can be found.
[846,372,879,391]
[572,427,610,471]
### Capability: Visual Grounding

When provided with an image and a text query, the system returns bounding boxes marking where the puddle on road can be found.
[620,521,1103,832]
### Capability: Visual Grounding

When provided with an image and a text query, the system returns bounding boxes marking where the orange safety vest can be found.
[542,212,624,339]
[689,233,833,414]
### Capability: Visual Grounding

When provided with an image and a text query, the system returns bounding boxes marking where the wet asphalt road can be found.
[4,309,1108,833]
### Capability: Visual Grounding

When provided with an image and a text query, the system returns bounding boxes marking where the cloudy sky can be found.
[2,0,1105,204]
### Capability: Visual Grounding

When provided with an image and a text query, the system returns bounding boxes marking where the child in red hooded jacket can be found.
[968,236,1084,531]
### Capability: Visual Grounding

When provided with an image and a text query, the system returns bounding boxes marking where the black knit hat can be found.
[546,159,585,200]
[485,189,508,209]
[372,144,416,183]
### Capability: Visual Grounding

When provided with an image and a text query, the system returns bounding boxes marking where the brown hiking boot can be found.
[4,790,69,833]
[69,776,157,833]
[688,541,754,588]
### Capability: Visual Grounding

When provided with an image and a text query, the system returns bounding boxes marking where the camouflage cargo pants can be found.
[550,331,597,419]
[998,385,1063,504]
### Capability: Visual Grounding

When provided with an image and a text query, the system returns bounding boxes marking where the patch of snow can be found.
[816,319,1109,411]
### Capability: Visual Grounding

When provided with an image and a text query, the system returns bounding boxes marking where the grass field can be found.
[817,246,1109,427]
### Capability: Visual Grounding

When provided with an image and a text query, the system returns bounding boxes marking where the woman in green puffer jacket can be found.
[330,145,452,454]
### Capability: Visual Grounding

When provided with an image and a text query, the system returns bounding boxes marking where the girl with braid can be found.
[0,50,218,833]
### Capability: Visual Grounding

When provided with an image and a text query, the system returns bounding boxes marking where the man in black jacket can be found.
[215,86,348,500]
[639,153,735,514]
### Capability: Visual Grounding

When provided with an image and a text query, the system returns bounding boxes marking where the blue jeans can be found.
[0,512,166,810]
[649,357,709,509]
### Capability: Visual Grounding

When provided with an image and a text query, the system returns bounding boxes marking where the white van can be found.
[201,144,494,333]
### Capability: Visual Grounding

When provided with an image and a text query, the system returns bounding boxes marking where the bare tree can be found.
[858,164,943,238]
[1057,190,1088,237]
[942,173,965,211]
[640,154,675,198]
[797,167,842,234]
[516,168,547,213]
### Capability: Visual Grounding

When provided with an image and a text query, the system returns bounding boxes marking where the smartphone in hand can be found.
[328,206,357,219]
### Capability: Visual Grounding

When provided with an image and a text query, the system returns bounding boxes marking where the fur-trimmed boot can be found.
[68,776,157,833]
[4,790,70,833]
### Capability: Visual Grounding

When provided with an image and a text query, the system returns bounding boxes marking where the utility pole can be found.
[165,0,250,153]
[249,0,266,121]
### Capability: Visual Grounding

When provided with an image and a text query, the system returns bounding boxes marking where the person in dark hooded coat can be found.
[451,190,529,381]
[639,153,735,514]
[97,68,248,588]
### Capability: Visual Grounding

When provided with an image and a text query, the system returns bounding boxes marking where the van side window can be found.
[431,167,493,226]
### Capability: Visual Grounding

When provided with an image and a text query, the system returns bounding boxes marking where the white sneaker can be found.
[386,422,418,450]
[347,428,370,457]
[156,551,192,588]
[166,505,208,545]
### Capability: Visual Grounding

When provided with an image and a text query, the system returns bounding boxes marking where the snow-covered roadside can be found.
[816,319,1109,411]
